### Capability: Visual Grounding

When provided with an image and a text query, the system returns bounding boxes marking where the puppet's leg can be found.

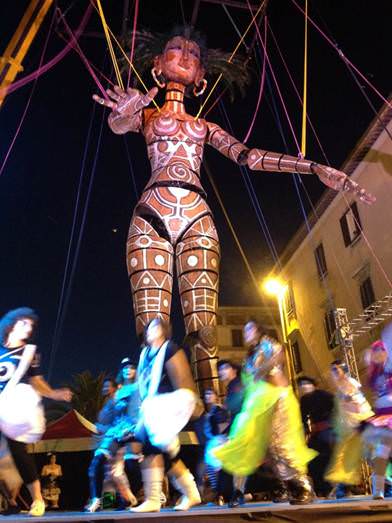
[176,214,220,394]
[127,215,174,335]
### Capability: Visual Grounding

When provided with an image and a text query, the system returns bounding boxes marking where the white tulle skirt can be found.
[141,388,196,456]
[0,383,45,443]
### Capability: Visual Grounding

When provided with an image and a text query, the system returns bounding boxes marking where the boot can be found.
[171,470,201,511]
[288,476,315,505]
[372,474,385,500]
[131,467,163,513]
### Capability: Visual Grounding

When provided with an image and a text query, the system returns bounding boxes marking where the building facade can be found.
[217,305,279,365]
[276,100,392,387]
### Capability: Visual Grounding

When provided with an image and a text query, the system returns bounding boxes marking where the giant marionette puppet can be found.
[93,27,374,393]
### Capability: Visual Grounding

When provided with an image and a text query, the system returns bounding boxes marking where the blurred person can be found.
[355,324,392,499]
[85,359,140,512]
[325,360,374,498]
[132,318,201,513]
[41,454,62,509]
[297,376,335,497]
[213,321,316,505]
[203,388,229,505]
[0,307,72,517]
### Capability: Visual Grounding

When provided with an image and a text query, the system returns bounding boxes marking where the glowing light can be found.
[263,278,288,298]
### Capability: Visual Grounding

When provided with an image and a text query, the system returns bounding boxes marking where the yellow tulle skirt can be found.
[325,431,364,485]
[213,381,316,476]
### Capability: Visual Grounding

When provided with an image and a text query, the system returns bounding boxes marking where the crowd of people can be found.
[0,306,392,516]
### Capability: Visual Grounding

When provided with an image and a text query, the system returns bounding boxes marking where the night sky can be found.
[0,1,390,384]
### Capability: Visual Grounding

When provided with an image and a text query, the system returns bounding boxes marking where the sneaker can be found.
[84,498,101,513]
[29,500,45,517]
[228,489,245,508]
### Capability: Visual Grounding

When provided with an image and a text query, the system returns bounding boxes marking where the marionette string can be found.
[56,8,108,99]
[219,99,281,268]
[243,14,267,143]
[126,0,139,88]
[5,5,92,97]
[95,0,124,89]
[267,20,329,165]
[300,0,308,157]
[0,7,57,178]
[195,0,267,119]
[49,94,107,379]
[89,0,160,112]
[289,0,391,111]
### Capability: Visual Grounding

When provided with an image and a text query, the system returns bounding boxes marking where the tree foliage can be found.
[68,370,106,422]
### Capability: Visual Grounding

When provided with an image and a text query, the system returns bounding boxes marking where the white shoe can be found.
[130,500,161,512]
[29,500,45,517]
[174,493,201,511]
[171,470,201,511]
[84,498,101,513]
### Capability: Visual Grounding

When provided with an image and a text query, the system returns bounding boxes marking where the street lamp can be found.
[263,278,288,341]
[262,277,294,384]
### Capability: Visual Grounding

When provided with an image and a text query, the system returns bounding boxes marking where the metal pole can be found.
[333,307,371,494]
[0,0,54,107]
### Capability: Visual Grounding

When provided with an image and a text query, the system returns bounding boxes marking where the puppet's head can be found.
[122,25,251,100]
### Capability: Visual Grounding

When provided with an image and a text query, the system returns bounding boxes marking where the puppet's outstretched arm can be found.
[206,122,375,205]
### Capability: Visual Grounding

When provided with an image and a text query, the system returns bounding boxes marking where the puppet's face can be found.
[155,36,205,86]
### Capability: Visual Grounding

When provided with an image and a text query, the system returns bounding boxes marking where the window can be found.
[324,310,338,350]
[360,276,375,310]
[231,329,243,347]
[340,202,362,247]
[285,283,296,318]
[314,243,328,279]
[291,341,302,374]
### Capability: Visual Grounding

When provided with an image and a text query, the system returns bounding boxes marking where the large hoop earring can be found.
[151,67,166,88]
[193,78,207,97]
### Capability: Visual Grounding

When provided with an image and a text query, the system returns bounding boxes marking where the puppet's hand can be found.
[312,164,375,205]
[93,86,158,134]
[93,85,158,114]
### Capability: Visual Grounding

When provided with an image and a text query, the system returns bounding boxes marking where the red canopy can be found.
[42,410,97,440]
[27,410,98,453]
